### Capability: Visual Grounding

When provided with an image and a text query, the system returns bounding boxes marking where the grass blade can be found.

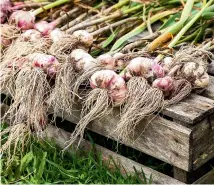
[133,166,143,184]
[35,152,47,181]
[20,151,34,172]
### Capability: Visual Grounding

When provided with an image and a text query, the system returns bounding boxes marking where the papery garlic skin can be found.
[73,30,93,47]
[10,10,35,30]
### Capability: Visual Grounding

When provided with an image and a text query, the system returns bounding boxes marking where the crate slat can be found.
[44,125,185,184]
[50,107,192,171]
[173,167,191,183]
[162,75,214,124]
[192,113,214,170]
[163,94,214,124]
[193,169,214,184]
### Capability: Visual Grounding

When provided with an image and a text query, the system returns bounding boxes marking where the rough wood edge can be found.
[173,167,190,184]
[163,94,214,124]
[181,113,214,172]
[163,75,214,124]
[43,125,185,184]
[193,169,214,184]
[192,114,214,170]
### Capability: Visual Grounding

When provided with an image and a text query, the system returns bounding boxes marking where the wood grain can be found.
[191,113,214,170]
[193,169,214,184]
[44,125,185,184]
[174,162,214,184]
[163,94,214,124]
[162,75,214,124]
[173,167,191,184]
[50,107,192,171]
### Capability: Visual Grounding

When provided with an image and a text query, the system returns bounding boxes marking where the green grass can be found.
[1,124,152,184]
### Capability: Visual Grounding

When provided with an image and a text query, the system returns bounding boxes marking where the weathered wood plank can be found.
[163,94,214,124]
[192,113,214,170]
[161,75,214,124]
[173,167,190,183]
[44,125,184,184]
[193,169,214,184]
[173,163,214,184]
[50,107,192,171]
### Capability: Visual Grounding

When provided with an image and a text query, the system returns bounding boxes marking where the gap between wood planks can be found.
[42,125,184,184]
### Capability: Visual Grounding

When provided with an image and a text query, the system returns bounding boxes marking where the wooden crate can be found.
[48,63,214,184]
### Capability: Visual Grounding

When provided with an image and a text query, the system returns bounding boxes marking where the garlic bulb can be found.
[34,21,55,36]
[97,54,115,69]
[113,52,127,69]
[70,49,90,61]
[124,57,154,80]
[0,0,12,23]
[50,28,64,43]
[193,73,209,89]
[21,29,42,42]
[10,10,35,30]
[151,63,165,78]
[152,76,174,97]
[73,30,93,47]
[90,70,117,89]
[75,55,97,73]
[108,76,127,106]
[28,53,59,76]
[163,56,173,73]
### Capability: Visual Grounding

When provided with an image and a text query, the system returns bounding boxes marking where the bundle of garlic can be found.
[114,57,165,142]
[3,53,59,132]
[48,46,151,119]
[163,46,212,90]
[113,45,211,142]
[49,30,94,60]
[151,46,213,106]
[0,0,12,24]
[48,48,97,117]
[64,69,127,149]
[0,31,50,95]
[0,24,20,52]
[0,0,84,53]
[48,29,97,118]
[0,52,59,160]
[48,46,118,118]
